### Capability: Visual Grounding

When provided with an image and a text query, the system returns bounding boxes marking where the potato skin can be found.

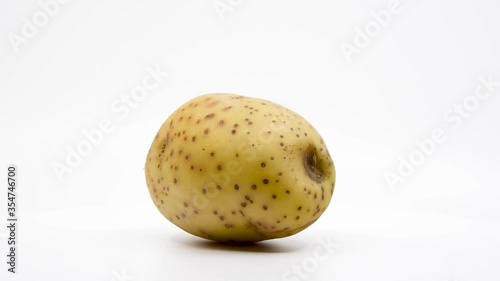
[145,94,335,242]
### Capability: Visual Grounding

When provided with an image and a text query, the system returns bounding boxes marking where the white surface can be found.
[1,0,500,280]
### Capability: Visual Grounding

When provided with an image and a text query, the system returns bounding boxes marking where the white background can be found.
[1,0,500,280]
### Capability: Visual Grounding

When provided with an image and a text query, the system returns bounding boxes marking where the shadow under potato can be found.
[175,235,305,253]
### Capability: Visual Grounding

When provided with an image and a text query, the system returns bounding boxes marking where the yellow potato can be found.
[145,94,336,242]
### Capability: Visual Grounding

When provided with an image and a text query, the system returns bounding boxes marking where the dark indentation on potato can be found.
[304,145,327,183]
[165,133,170,147]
